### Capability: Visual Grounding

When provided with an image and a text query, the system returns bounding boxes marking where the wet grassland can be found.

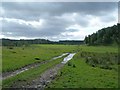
[2,45,118,88]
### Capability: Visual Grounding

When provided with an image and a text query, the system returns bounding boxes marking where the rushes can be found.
[80,51,118,70]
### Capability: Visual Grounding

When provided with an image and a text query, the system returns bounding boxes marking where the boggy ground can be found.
[47,52,118,88]
[2,45,77,73]
[2,45,118,88]
[2,53,68,80]
[3,53,76,88]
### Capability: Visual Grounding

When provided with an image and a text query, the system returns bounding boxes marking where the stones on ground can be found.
[37,84,42,88]
[22,86,25,88]
[32,80,35,83]
[46,81,50,84]
[50,75,53,79]
[26,85,30,87]
[42,80,46,85]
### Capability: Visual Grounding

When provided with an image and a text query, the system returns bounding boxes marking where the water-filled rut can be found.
[16,53,76,88]
[2,53,69,80]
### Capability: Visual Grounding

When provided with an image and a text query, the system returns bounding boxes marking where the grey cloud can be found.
[66,29,79,32]
[2,2,117,20]
[1,2,118,40]
[1,17,69,38]
[74,14,90,27]
[100,15,117,23]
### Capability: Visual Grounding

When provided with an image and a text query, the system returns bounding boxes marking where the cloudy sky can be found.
[0,2,118,41]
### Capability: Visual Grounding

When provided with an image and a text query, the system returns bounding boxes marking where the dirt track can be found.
[23,62,64,89]
[2,53,68,80]
[3,53,76,89]
[20,53,76,89]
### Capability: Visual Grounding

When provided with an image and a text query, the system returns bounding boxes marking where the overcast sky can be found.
[0,2,118,41]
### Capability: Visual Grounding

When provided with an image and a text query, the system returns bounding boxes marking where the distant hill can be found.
[84,24,119,45]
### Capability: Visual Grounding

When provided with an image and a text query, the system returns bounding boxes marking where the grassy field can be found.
[2,56,66,88]
[2,44,118,88]
[77,45,118,53]
[48,52,118,88]
[2,44,77,72]
[47,45,118,88]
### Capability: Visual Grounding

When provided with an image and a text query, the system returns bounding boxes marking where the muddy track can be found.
[2,53,69,80]
[22,62,64,89]
[12,53,76,89]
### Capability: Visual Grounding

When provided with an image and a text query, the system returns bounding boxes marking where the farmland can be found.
[2,44,118,88]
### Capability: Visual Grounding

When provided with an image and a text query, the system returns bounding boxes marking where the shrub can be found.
[73,64,76,68]
[8,47,14,49]
[68,62,72,66]
[84,52,118,70]
[35,57,40,60]
[12,51,16,53]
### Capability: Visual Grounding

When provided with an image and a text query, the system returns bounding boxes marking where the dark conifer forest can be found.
[84,24,120,45]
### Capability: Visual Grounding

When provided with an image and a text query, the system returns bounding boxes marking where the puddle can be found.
[2,64,40,80]
[18,53,76,88]
[2,53,69,80]
[61,53,76,64]
[6,53,76,88]
[52,53,69,60]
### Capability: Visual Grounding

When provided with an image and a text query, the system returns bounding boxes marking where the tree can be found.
[84,24,119,45]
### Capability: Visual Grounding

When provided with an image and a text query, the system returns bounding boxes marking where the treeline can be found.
[1,39,53,47]
[1,39,84,46]
[84,24,120,45]
[59,40,84,45]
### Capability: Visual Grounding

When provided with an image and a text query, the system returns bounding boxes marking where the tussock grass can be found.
[80,51,118,70]
[48,52,118,88]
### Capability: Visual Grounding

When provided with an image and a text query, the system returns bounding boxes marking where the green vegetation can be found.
[2,44,118,88]
[47,24,119,88]
[3,56,66,88]
[1,39,53,47]
[59,40,84,45]
[79,46,118,70]
[78,45,118,53]
[84,24,119,45]
[2,23,119,88]
[2,45,77,72]
[48,52,118,88]
[1,38,83,47]
[82,52,118,70]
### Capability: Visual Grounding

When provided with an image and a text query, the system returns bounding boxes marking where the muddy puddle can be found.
[61,53,76,64]
[18,53,76,88]
[52,53,68,60]
[2,53,69,80]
